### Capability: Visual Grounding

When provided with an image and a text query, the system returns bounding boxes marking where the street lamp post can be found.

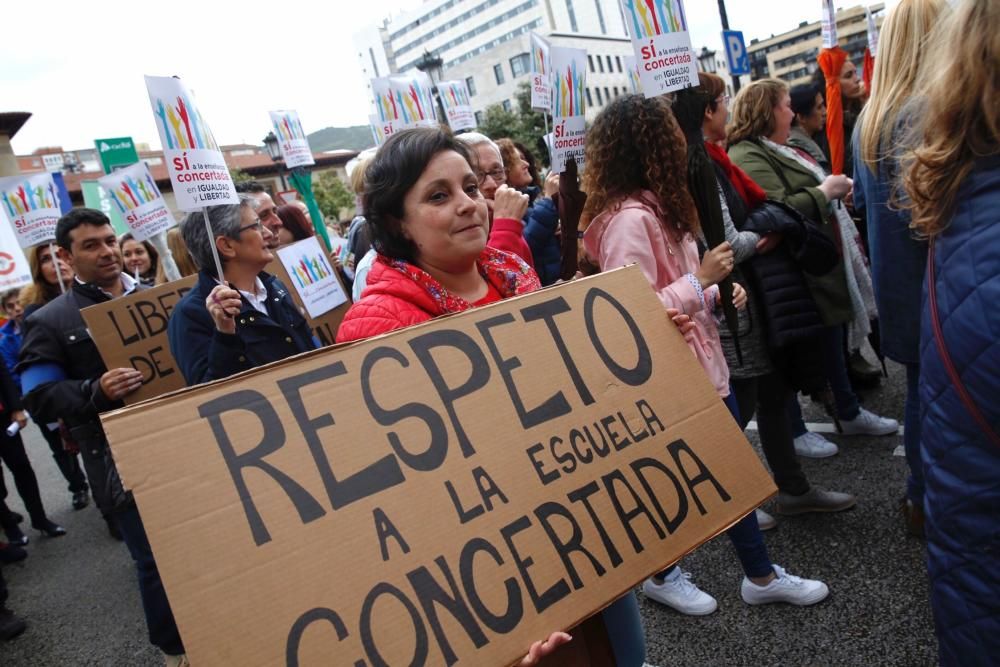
[415,50,449,129]
[262,131,288,190]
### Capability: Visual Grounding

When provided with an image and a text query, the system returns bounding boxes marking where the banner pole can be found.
[49,242,66,294]
[202,208,225,281]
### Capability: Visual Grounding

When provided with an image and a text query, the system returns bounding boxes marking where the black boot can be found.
[0,606,26,640]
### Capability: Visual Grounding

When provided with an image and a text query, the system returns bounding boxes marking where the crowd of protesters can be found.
[0,0,996,663]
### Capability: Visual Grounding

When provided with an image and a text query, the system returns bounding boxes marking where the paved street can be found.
[1,357,936,666]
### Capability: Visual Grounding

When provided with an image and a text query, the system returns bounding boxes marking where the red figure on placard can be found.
[176,97,196,150]
[643,0,662,34]
[409,85,424,119]
[121,182,139,207]
[566,67,574,116]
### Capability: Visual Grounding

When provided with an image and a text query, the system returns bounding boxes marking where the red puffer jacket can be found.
[335,247,541,343]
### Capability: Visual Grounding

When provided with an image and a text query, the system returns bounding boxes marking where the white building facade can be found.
[354,0,635,123]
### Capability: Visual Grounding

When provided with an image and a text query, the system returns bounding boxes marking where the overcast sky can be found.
[5,0,894,154]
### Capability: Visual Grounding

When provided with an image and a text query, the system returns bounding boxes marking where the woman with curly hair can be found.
[582,93,828,615]
[902,0,1000,660]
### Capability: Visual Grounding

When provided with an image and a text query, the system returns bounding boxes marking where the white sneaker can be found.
[741,565,829,606]
[756,508,777,531]
[838,407,899,436]
[642,568,718,615]
[793,432,839,458]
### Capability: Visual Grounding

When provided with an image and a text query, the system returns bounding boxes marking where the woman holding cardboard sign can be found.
[167,195,316,386]
[581,94,829,616]
[336,127,651,666]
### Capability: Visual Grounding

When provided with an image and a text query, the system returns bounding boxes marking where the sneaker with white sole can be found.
[756,508,777,531]
[642,568,718,615]
[741,565,829,606]
[838,407,899,436]
[793,432,839,458]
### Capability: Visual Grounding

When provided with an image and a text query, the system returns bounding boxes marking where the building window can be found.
[588,55,595,72]
[502,99,512,112]
[594,0,607,34]
[604,86,611,101]
[597,56,604,73]
[494,63,505,84]
[585,88,593,107]
[466,76,477,96]
[510,53,530,77]
[595,87,603,106]
[565,0,579,31]
[613,87,619,97]
[615,56,622,72]
[606,55,613,72]
[475,111,484,126]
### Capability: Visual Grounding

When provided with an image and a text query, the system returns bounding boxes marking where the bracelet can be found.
[684,273,706,310]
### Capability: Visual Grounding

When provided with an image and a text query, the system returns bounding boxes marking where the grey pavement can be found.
[1,357,936,666]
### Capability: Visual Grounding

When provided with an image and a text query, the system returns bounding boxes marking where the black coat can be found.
[169,270,316,386]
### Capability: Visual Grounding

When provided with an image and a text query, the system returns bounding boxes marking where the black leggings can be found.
[0,426,50,526]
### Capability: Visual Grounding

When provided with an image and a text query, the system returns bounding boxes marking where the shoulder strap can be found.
[927,238,1000,448]
[750,139,797,195]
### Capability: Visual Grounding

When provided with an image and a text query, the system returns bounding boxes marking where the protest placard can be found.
[549,46,588,174]
[821,0,838,48]
[81,275,198,405]
[372,74,439,131]
[145,76,239,212]
[0,173,61,248]
[0,208,33,291]
[265,238,351,346]
[620,0,698,96]
[275,236,348,320]
[269,111,315,169]
[530,33,552,111]
[101,265,776,667]
[98,162,175,242]
[625,55,642,94]
[438,80,476,131]
[368,114,399,146]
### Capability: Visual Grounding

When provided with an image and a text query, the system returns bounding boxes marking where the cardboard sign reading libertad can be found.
[100,266,776,666]
[82,275,197,405]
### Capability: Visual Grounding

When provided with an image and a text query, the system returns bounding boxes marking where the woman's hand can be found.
[731,282,747,309]
[543,172,560,198]
[493,185,530,221]
[666,307,697,344]
[818,174,852,201]
[695,241,734,289]
[206,284,242,335]
[755,232,782,254]
[11,410,27,429]
[519,632,572,666]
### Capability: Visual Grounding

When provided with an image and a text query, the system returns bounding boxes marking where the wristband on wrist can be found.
[684,273,706,309]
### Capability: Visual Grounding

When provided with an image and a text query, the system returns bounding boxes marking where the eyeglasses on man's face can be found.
[477,167,506,186]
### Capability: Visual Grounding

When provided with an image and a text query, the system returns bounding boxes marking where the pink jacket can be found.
[583,190,730,397]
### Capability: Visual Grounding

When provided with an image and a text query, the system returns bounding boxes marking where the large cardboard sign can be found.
[529,33,552,111]
[0,173,61,248]
[98,162,175,241]
[269,110,316,169]
[438,80,476,131]
[265,239,351,346]
[549,47,588,174]
[81,275,198,405]
[145,75,239,211]
[100,266,776,667]
[620,0,698,96]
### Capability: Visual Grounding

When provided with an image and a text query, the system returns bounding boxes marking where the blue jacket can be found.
[0,319,21,389]
[919,155,1000,665]
[169,270,316,386]
[852,123,926,364]
[521,187,561,286]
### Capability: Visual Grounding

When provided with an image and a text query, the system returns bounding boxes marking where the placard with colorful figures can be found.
[144,75,239,211]
[625,55,642,94]
[549,46,587,175]
[620,0,698,96]
[269,110,315,169]
[0,173,61,248]
[437,80,476,131]
[97,162,175,242]
[275,236,348,319]
[0,207,36,290]
[371,73,439,131]
[530,32,552,111]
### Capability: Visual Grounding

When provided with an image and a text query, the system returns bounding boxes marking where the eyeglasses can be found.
[717,94,731,106]
[477,168,507,186]
[238,218,264,234]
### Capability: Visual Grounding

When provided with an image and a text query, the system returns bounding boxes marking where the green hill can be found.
[307,125,374,152]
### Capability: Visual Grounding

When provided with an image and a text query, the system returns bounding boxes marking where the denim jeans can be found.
[788,325,861,436]
[904,363,925,504]
[114,502,184,655]
[601,593,646,666]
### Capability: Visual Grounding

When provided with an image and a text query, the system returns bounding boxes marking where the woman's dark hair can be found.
[790,83,821,118]
[364,127,476,263]
[277,204,313,242]
[119,233,160,278]
[513,140,542,187]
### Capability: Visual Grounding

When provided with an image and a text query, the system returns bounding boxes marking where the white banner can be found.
[549,47,587,174]
[371,73,439,130]
[821,0,839,48]
[438,80,476,131]
[275,236,348,319]
[145,75,238,211]
[865,5,878,56]
[98,162,175,242]
[620,0,698,96]
[0,173,60,248]
[530,33,552,111]
[269,110,315,169]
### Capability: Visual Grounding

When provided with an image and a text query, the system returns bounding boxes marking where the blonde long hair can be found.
[904,0,1000,237]
[859,0,948,170]
[727,79,788,146]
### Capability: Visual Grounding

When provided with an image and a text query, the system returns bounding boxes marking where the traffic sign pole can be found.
[717,0,742,93]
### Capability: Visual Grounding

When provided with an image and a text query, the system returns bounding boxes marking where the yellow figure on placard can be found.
[166,105,188,150]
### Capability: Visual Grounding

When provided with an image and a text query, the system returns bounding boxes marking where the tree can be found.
[229,167,253,185]
[477,81,551,166]
[312,170,356,222]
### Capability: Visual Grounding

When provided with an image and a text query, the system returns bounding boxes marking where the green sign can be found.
[80,180,128,235]
[94,137,139,174]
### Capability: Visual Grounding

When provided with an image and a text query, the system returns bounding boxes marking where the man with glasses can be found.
[168,196,316,387]
[235,180,284,250]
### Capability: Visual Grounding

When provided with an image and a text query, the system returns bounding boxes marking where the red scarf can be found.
[705,142,767,209]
